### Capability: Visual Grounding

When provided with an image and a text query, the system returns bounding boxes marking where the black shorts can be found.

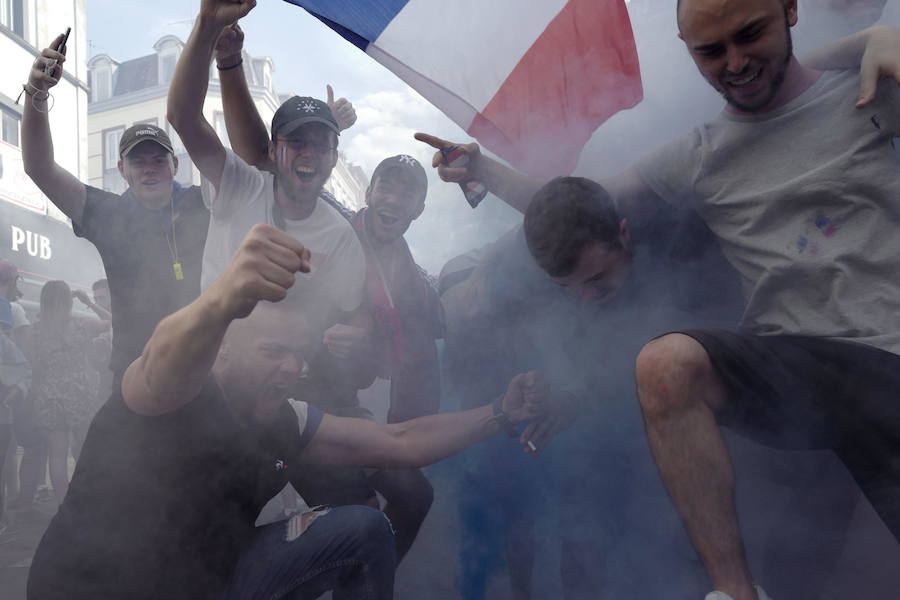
[675,329,900,454]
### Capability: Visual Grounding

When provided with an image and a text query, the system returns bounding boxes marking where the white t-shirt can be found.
[201,150,366,316]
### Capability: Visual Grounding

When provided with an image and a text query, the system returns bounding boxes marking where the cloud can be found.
[342,89,449,174]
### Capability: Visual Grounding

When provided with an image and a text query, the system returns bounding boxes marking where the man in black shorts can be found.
[417,2,900,597]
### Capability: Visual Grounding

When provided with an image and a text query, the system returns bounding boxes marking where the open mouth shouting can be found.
[375,207,406,230]
[294,165,319,183]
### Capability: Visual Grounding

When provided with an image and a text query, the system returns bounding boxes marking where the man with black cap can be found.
[212,24,444,556]
[167,2,366,331]
[21,36,210,390]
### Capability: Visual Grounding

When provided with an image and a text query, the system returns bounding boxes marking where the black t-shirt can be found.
[28,383,323,600]
[74,184,209,377]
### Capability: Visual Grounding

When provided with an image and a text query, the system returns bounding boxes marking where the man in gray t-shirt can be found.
[418,1,900,598]
[636,67,900,353]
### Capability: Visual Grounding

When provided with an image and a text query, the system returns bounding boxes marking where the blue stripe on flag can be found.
[282,0,410,50]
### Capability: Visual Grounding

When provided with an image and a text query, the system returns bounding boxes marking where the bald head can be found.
[215,301,311,423]
[677,0,788,29]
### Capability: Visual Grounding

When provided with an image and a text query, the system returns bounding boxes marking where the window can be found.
[263,63,272,91]
[0,0,24,38]
[167,126,193,186]
[93,68,112,102]
[159,51,177,85]
[168,126,186,156]
[1,106,20,147]
[103,128,124,169]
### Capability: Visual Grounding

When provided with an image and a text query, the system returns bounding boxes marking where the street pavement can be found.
[0,496,55,600]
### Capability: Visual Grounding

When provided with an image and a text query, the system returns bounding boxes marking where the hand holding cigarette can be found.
[519,390,582,456]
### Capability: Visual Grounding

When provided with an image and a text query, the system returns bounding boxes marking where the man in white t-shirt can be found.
[196,96,365,314]
[167,7,366,332]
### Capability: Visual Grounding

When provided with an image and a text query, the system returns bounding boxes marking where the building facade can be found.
[0,0,104,302]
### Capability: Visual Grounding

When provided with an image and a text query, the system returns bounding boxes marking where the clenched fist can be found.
[207,223,311,320]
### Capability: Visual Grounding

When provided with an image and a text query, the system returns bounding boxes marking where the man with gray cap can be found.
[21,36,210,390]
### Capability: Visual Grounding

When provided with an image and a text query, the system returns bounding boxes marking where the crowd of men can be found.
[2,0,900,598]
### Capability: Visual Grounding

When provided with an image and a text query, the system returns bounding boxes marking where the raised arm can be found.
[415,132,661,219]
[414,132,542,214]
[122,223,311,415]
[301,371,546,468]
[217,22,358,172]
[167,0,257,189]
[215,23,272,171]
[802,25,900,108]
[21,34,86,224]
[72,289,111,322]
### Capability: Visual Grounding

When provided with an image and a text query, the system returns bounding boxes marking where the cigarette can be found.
[527,441,537,452]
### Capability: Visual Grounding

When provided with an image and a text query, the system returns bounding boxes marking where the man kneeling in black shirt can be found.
[28,223,545,600]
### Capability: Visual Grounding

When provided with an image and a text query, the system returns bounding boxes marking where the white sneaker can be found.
[704,585,771,600]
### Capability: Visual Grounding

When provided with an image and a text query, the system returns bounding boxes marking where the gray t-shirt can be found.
[637,69,900,355]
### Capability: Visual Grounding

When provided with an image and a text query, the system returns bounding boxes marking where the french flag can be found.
[283,0,643,179]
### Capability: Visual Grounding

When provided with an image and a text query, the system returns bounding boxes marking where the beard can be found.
[719,14,793,113]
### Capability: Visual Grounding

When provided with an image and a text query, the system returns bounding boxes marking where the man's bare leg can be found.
[635,334,758,600]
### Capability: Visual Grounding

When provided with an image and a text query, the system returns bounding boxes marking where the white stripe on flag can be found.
[372,0,568,113]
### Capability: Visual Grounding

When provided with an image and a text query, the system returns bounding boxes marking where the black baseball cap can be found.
[371,155,428,196]
[119,124,175,158]
[271,96,340,138]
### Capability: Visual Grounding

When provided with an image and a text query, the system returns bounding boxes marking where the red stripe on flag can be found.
[467,0,642,179]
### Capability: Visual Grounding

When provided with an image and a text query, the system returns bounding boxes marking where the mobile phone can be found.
[45,27,71,78]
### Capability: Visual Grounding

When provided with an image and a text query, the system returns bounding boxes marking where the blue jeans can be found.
[223,505,396,600]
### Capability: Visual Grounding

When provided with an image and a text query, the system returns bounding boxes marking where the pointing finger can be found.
[326,84,335,105]
[414,132,452,150]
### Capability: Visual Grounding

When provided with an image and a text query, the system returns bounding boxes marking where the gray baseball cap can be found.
[371,154,428,196]
[119,124,175,158]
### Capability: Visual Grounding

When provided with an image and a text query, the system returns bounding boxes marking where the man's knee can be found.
[372,469,434,522]
[338,505,396,550]
[635,333,718,416]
